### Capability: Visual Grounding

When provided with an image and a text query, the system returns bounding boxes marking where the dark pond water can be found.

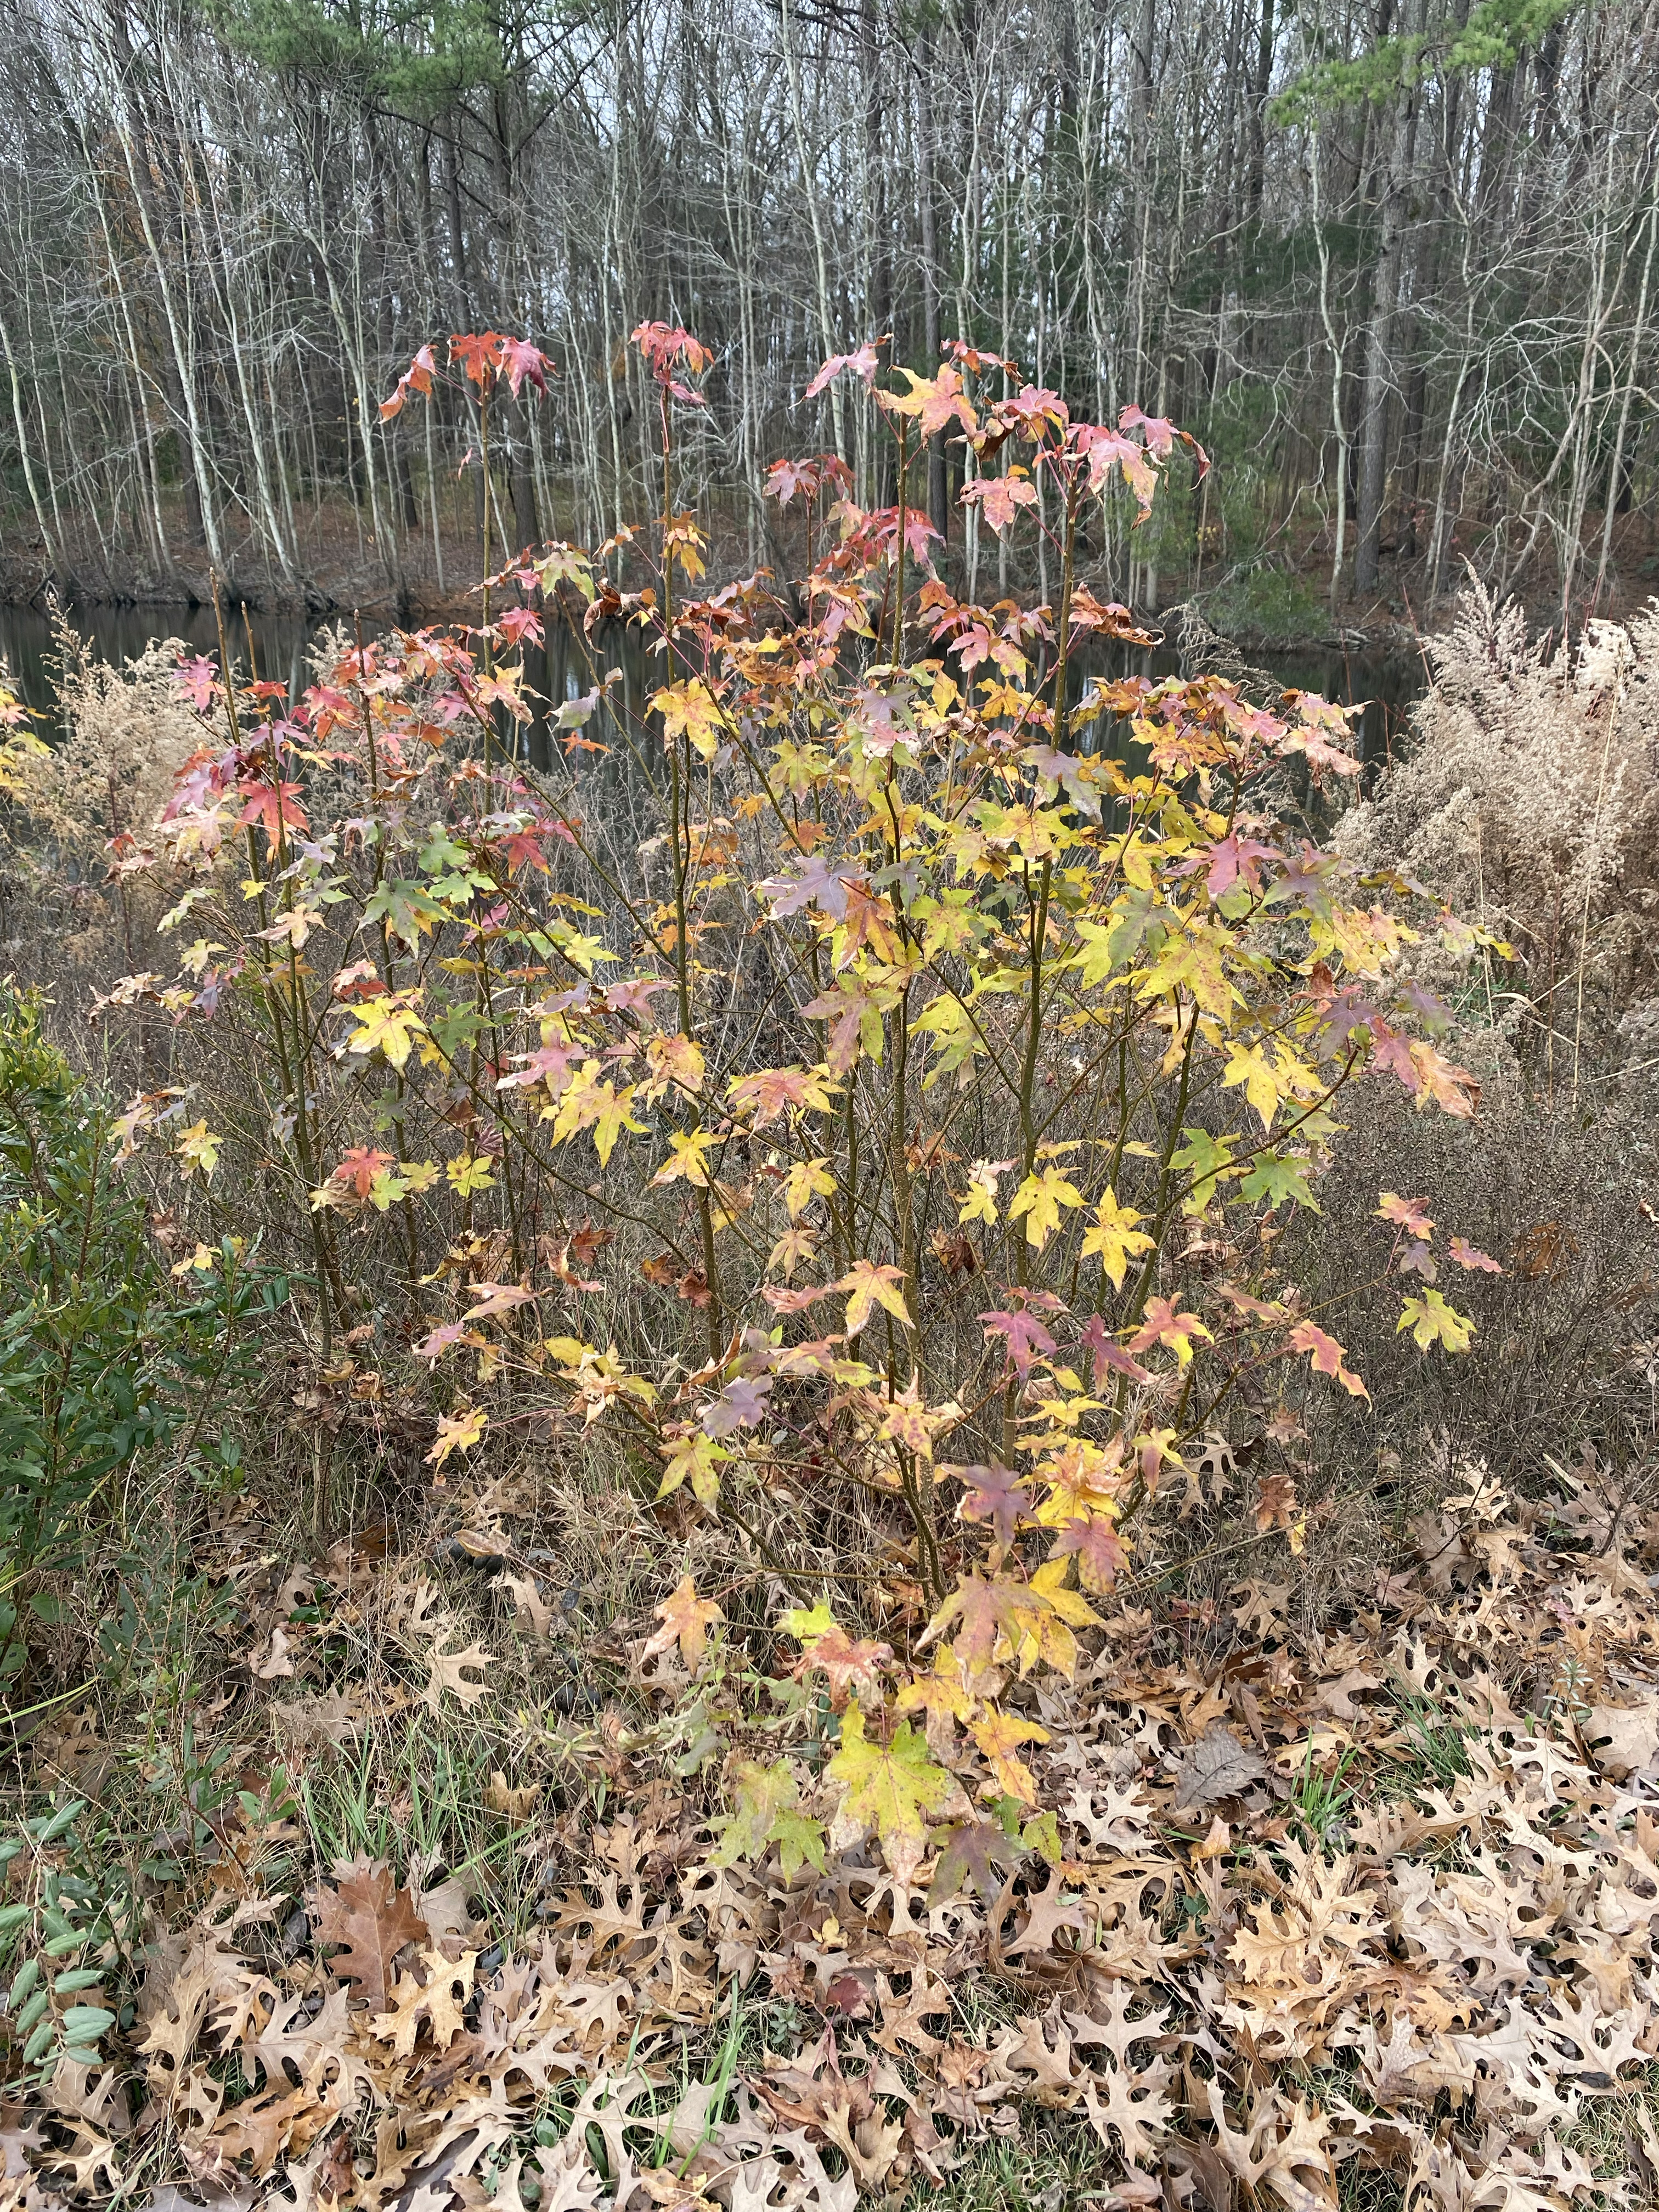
[0,601,364,730]
[0,600,1428,765]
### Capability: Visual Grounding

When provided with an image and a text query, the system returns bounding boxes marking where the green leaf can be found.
[1397,1288,1475,1353]
[361,877,450,950]
[1021,1808,1064,1865]
[780,1601,836,1644]
[31,1801,86,1843]
[1170,1127,1239,1212]
[1239,1153,1321,1210]
[827,1700,952,1884]
[711,1758,826,1879]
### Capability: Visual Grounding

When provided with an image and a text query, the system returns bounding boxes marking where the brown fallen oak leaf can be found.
[270,1688,365,1750]
[370,1946,476,2059]
[308,1856,429,2011]
[246,1624,296,1681]
[1173,1723,1268,1812]
[496,1569,555,1643]
[418,1874,487,1959]
[1317,1666,1385,1723]
[1583,1696,1659,1778]
[205,2081,336,2179]
[422,1636,494,1713]
[755,2031,873,2136]
[0,2112,42,2181]
[485,1770,541,1820]
[1204,2083,1338,2212]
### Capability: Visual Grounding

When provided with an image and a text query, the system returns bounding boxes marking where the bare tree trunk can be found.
[916,24,947,546]
[1355,0,1424,599]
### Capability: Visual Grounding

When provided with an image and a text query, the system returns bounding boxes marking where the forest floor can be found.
[11,1451,1659,2212]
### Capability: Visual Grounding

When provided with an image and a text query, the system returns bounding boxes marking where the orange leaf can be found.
[643,1574,723,1669]
[1288,1320,1368,1399]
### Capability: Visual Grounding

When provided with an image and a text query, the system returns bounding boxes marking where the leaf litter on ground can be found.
[10,1458,1659,2212]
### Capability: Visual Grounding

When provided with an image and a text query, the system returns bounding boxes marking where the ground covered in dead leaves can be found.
[10,1463,1659,2212]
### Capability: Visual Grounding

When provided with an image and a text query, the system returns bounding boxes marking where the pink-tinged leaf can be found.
[766,454,821,504]
[1221,695,1287,746]
[462,1280,537,1321]
[1401,978,1452,1030]
[1288,1319,1368,1399]
[1313,988,1379,1056]
[792,1624,892,1709]
[870,506,944,564]
[1214,1282,1286,1323]
[1367,1023,1423,1094]
[496,605,544,645]
[702,1374,773,1437]
[174,656,220,714]
[604,976,672,1021]
[958,473,1039,535]
[944,337,1019,375]
[757,854,860,921]
[847,686,915,755]
[806,342,882,399]
[1376,1192,1435,1240]
[978,1307,1057,1380]
[1078,1313,1151,1389]
[1052,1514,1131,1592]
[1203,833,1281,899]
[328,1146,396,1198]
[728,1065,833,1126]
[1073,425,1159,518]
[948,1463,1033,1550]
[1295,728,1363,780]
[499,335,553,397]
[1118,403,1178,458]
[414,1321,470,1364]
[498,1040,581,1096]
[1449,1237,1503,1273]
[1125,1296,1214,1366]
[238,778,309,844]
[998,385,1069,435]
[631,320,713,385]
[761,1282,831,1314]
[1409,1041,1482,1119]
[1278,693,1362,781]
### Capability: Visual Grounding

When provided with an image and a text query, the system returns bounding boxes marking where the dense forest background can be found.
[0,0,1655,628]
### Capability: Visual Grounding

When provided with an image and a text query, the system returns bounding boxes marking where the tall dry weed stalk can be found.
[1340,582,1659,1099]
[0,616,203,1012]
[1296,584,1659,1513]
